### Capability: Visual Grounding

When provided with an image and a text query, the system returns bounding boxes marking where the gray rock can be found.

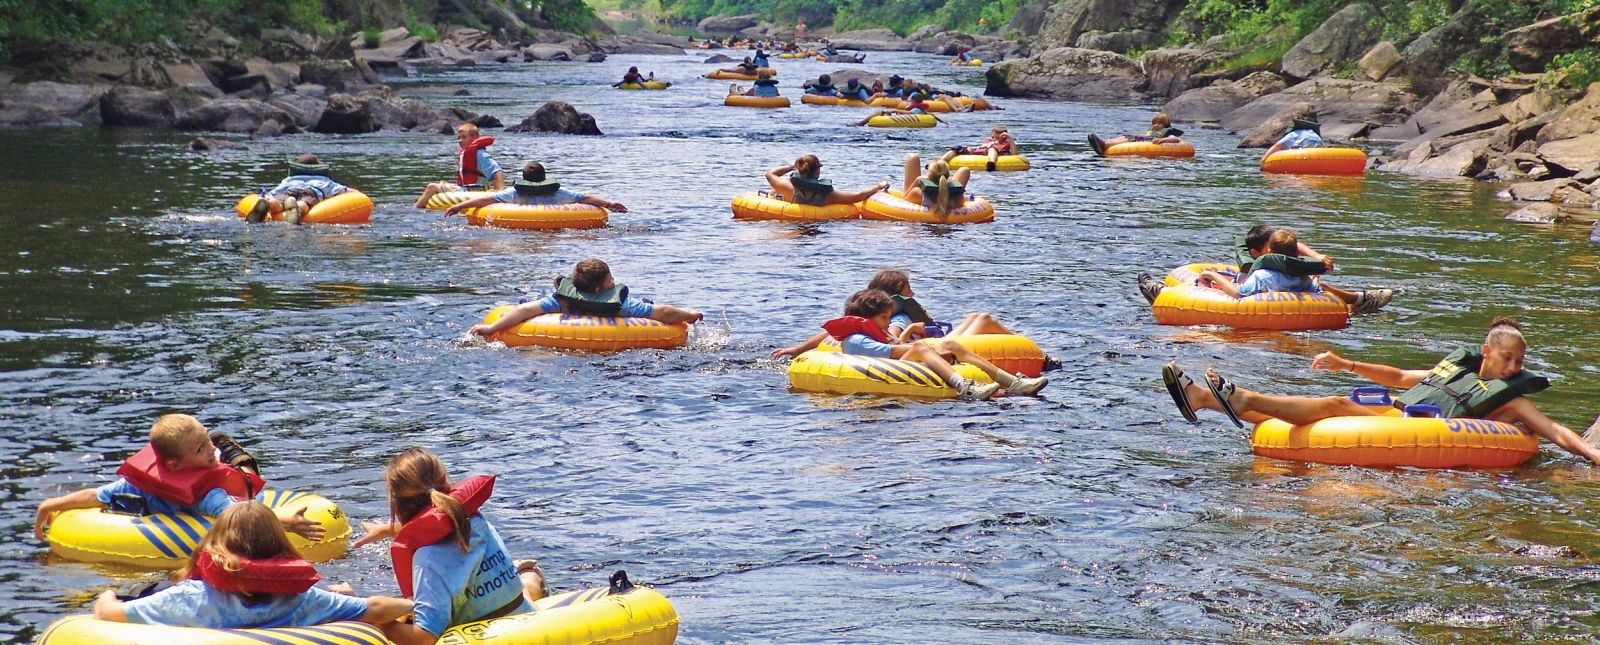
[1007,0,1053,38]
[1138,47,1224,98]
[1378,140,1487,178]
[1358,41,1402,81]
[159,61,220,93]
[1506,178,1580,201]
[244,60,301,92]
[99,85,175,127]
[1220,78,1417,133]
[1541,83,1600,143]
[224,73,271,95]
[266,92,327,128]
[1281,3,1377,80]
[0,81,107,126]
[292,84,329,98]
[1392,97,1506,158]
[1504,202,1567,223]
[299,60,364,92]
[1237,102,1316,148]
[704,54,736,64]
[1504,5,1600,73]
[908,24,947,41]
[1162,72,1286,122]
[506,100,601,135]
[831,29,914,51]
[1033,0,1188,51]
[312,94,378,134]
[1402,0,1499,78]
[915,32,978,55]
[1076,29,1161,55]
[524,44,574,61]
[1411,80,1490,133]
[698,14,759,33]
[164,85,222,114]
[1322,121,1370,141]
[175,99,293,132]
[1367,120,1420,141]
[251,118,285,138]
[970,40,1023,62]
[1499,89,1563,123]
[985,47,1147,100]
[187,136,247,151]
[601,40,687,55]
[1537,134,1600,173]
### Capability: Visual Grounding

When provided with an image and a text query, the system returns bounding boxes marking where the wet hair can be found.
[908,92,927,103]
[1151,113,1171,128]
[793,154,821,179]
[818,74,831,84]
[572,258,612,293]
[1485,317,1526,348]
[150,414,207,461]
[1266,229,1298,256]
[385,449,472,554]
[926,160,955,216]
[844,289,894,318]
[456,123,479,138]
[627,66,638,73]
[179,501,301,595]
[991,126,1008,137]
[757,69,772,80]
[521,162,546,182]
[868,270,910,296]
[294,153,321,165]
[1244,224,1275,252]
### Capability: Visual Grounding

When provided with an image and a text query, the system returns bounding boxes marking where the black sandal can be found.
[1162,362,1199,423]
[1204,371,1245,428]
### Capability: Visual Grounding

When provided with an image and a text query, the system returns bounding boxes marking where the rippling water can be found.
[3,51,1600,645]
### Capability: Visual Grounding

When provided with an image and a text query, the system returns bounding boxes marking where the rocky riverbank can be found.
[0,23,687,135]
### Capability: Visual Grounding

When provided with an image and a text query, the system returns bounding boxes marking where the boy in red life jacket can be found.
[413,123,506,208]
[825,289,1048,401]
[33,414,324,542]
[91,501,411,629]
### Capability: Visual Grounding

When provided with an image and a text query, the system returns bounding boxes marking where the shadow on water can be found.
[1,51,1600,645]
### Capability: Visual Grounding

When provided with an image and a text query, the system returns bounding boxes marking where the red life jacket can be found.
[983,137,1015,154]
[189,553,322,595]
[116,445,266,508]
[822,316,892,343]
[456,137,496,187]
[390,475,495,598]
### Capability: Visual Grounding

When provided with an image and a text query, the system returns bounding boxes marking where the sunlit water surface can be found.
[2,51,1599,645]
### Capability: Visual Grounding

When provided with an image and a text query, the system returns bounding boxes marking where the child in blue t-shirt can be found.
[91,502,410,629]
[467,258,704,340]
[1199,229,1323,298]
[33,414,323,543]
[1260,117,1324,168]
[244,154,351,224]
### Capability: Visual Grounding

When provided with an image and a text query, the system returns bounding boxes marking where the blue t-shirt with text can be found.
[124,579,367,629]
[411,514,532,636]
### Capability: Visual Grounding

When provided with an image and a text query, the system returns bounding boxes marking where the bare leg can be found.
[934,339,1018,387]
[1104,136,1132,146]
[1176,367,1375,425]
[903,153,922,195]
[414,181,445,208]
[1320,283,1359,306]
[949,312,1013,336]
[988,148,1000,163]
[898,341,963,386]
[951,167,971,185]
[516,560,547,602]
[939,149,959,163]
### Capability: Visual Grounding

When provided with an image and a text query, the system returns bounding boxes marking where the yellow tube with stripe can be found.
[788,350,992,398]
[45,489,349,568]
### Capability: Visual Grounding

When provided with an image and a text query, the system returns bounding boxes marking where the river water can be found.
[3,51,1600,645]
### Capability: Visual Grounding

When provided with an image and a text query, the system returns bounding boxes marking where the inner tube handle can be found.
[609,570,635,595]
[1347,386,1393,406]
[927,321,953,338]
[1402,403,1442,418]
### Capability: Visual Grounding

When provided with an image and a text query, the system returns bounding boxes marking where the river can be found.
[2,50,1599,645]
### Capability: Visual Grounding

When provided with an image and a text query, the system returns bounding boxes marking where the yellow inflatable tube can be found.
[423,190,490,211]
[463,203,608,230]
[788,350,991,398]
[861,190,994,224]
[800,94,870,107]
[1152,263,1348,331]
[730,191,860,222]
[866,113,936,128]
[46,489,349,568]
[481,306,687,351]
[819,333,1045,376]
[949,59,983,66]
[708,68,777,80]
[1104,141,1195,158]
[725,95,791,108]
[947,154,1030,171]
[235,191,373,224]
[1252,397,1539,469]
[1261,147,1367,175]
[36,585,679,645]
[617,81,670,90]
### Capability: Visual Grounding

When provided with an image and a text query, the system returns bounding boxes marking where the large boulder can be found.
[698,14,759,33]
[0,81,107,126]
[985,47,1147,100]
[266,92,328,128]
[1007,0,1053,37]
[312,93,378,133]
[1163,71,1286,122]
[1540,82,1600,142]
[299,59,366,92]
[100,85,175,126]
[1033,0,1188,51]
[1504,6,1600,73]
[1358,41,1402,80]
[1537,133,1600,172]
[356,36,425,69]
[175,99,293,132]
[524,44,574,61]
[915,31,978,55]
[1076,29,1162,55]
[1220,78,1417,133]
[1391,88,1506,158]
[1138,47,1224,98]
[244,59,301,92]
[831,29,915,51]
[506,101,601,135]
[1280,3,1378,81]
[1377,139,1488,178]
[1402,0,1499,79]
[1236,102,1316,148]
[1504,202,1566,224]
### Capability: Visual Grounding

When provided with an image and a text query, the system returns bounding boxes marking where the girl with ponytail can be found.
[763,154,889,207]
[352,449,546,645]
[902,153,970,216]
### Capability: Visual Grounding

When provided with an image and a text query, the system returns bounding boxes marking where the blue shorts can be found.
[841,334,895,358]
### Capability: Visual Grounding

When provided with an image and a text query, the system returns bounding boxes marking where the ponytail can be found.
[429,489,472,554]
[934,176,950,216]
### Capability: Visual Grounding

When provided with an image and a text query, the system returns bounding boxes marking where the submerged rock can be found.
[506,101,601,135]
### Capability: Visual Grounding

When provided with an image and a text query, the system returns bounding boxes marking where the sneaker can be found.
[1138,272,1164,305]
[1351,288,1393,314]
[245,198,270,223]
[956,379,1001,401]
[1005,374,1048,395]
[986,160,996,171]
[210,432,260,474]
[1088,133,1107,156]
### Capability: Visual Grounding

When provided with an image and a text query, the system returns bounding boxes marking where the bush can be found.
[1546,47,1600,89]
[362,27,382,47]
